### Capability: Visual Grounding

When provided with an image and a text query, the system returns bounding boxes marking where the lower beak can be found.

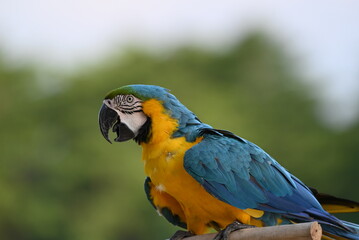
[98,103,118,143]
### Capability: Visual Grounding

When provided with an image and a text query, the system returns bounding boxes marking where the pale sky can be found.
[0,0,358,127]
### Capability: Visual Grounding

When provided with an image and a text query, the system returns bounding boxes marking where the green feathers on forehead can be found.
[104,84,170,101]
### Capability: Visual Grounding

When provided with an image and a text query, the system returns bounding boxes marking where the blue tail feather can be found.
[322,220,359,240]
[295,208,359,239]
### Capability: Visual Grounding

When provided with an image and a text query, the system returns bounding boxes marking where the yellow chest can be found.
[141,137,200,192]
[140,98,204,202]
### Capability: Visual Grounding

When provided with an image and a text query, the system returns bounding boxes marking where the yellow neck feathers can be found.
[141,99,178,145]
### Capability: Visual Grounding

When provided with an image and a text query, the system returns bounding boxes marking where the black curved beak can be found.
[99,103,118,143]
[99,103,136,143]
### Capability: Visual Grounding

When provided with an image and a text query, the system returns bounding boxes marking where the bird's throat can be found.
[140,99,179,144]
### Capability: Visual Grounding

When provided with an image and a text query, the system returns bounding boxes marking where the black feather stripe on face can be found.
[113,95,143,114]
[134,117,152,144]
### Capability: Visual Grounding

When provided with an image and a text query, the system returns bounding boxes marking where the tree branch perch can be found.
[184,222,322,240]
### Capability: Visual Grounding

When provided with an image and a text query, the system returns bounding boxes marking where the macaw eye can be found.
[126,95,134,103]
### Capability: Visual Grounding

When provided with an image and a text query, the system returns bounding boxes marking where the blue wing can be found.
[184,128,354,237]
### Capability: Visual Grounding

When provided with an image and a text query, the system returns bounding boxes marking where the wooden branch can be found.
[185,222,322,240]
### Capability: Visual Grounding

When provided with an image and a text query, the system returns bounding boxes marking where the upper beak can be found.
[98,103,118,143]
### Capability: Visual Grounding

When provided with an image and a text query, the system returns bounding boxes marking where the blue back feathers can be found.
[184,129,359,239]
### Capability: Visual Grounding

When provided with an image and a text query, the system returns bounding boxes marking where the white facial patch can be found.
[117,110,147,135]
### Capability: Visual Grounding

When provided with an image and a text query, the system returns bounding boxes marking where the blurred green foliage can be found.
[0,32,358,240]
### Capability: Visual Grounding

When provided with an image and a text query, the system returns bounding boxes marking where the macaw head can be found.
[99,84,203,144]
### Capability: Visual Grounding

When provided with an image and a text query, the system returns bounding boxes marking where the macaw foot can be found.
[169,230,195,240]
[213,221,255,240]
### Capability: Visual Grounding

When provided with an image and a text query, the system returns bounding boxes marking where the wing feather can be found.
[184,129,320,214]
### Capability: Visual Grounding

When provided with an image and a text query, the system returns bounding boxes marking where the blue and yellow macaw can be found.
[99,84,359,240]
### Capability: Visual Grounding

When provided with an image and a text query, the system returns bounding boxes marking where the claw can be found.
[214,221,255,240]
[169,230,195,240]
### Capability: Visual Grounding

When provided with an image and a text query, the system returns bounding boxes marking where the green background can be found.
[0,32,358,240]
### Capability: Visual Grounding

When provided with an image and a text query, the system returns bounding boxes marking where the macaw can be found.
[99,84,359,240]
